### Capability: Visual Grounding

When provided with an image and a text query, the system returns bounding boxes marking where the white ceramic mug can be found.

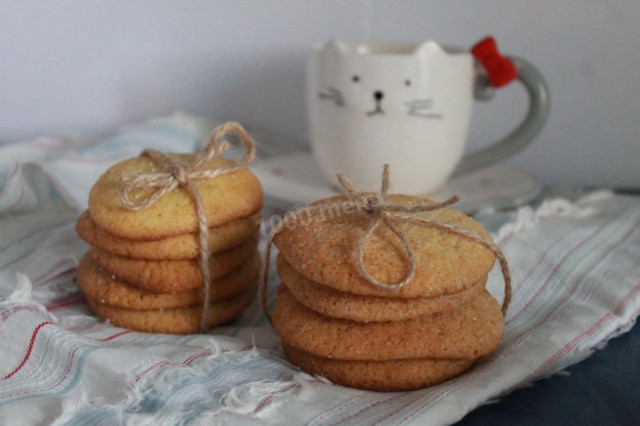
[307,40,549,194]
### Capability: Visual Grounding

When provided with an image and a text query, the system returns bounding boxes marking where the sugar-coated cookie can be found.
[273,286,503,361]
[89,237,257,293]
[89,155,262,240]
[76,210,261,259]
[275,194,495,298]
[283,343,474,392]
[86,286,254,334]
[278,254,486,322]
[77,252,259,310]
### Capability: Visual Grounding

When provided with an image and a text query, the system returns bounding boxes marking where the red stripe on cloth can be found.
[33,261,77,286]
[131,345,252,384]
[502,217,633,365]
[0,162,27,210]
[1,345,82,400]
[65,320,101,333]
[396,388,453,425]
[127,347,251,388]
[308,395,375,426]
[130,351,211,384]
[0,218,75,254]
[0,306,36,327]
[534,313,612,376]
[332,394,404,425]
[500,224,638,365]
[506,226,605,324]
[3,330,152,398]
[0,162,75,206]
[131,361,172,384]
[42,346,82,394]
[3,321,54,380]
[46,297,85,311]
[30,163,76,205]
[252,383,299,415]
[0,163,20,201]
[99,330,133,342]
[7,179,25,211]
[615,280,640,315]
[510,313,614,391]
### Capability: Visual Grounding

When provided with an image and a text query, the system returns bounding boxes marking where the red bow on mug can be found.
[471,37,518,88]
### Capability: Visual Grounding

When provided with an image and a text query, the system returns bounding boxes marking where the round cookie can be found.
[273,286,504,361]
[77,252,259,310]
[90,237,257,293]
[274,194,496,298]
[89,154,263,240]
[277,254,486,322]
[76,210,261,259]
[283,343,474,392]
[86,287,254,334]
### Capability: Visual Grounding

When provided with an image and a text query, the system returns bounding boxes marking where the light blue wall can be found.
[1,0,638,186]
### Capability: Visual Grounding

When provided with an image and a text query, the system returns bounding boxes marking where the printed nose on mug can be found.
[374,91,384,101]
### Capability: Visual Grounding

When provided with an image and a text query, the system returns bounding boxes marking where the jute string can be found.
[119,121,256,332]
[260,164,511,324]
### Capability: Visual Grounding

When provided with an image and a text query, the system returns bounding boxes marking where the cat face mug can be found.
[307,38,550,194]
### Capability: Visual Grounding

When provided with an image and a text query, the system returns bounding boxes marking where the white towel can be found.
[0,114,638,425]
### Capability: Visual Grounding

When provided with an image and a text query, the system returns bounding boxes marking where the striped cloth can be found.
[0,115,638,425]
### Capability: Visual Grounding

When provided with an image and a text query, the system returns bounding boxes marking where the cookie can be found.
[90,237,257,293]
[89,154,263,240]
[86,286,254,334]
[273,286,503,361]
[76,210,261,259]
[77,251,259,310]
[278,254,486,322]
[274,194,496,298]
[283,343,474,392]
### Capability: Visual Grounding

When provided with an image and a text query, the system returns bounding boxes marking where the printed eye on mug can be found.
[307,37,550,194]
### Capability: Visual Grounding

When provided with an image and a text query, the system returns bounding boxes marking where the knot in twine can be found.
[119,121,256,332]
[260,164,511,324]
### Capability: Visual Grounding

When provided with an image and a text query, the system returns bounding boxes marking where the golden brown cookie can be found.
[88,155,263,240]
[274,194,496,298]
[273,286,503,361]
[90,237,257,293]
[77,251,259,310]
[76,210,261,259]
[283,343,474,392]
[278,254,486,322]
[86,287,254,334]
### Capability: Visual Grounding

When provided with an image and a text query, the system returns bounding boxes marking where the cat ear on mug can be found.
[322,39,349,56]
[413,40,444,58]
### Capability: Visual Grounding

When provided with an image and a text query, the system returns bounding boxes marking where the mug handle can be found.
[452,56,550,177]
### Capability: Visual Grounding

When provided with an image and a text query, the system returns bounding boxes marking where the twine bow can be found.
[119,121,256,332]
[260,164,511,324]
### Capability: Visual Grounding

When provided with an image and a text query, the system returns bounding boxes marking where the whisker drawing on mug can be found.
[405,99,444,119]
[406,99,434,109]
[407,111,444,119]
[318,87,344,106]
[366,107,384,116]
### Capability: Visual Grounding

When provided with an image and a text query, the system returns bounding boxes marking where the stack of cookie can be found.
[271,194,504,391]
[76,152,263,334]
